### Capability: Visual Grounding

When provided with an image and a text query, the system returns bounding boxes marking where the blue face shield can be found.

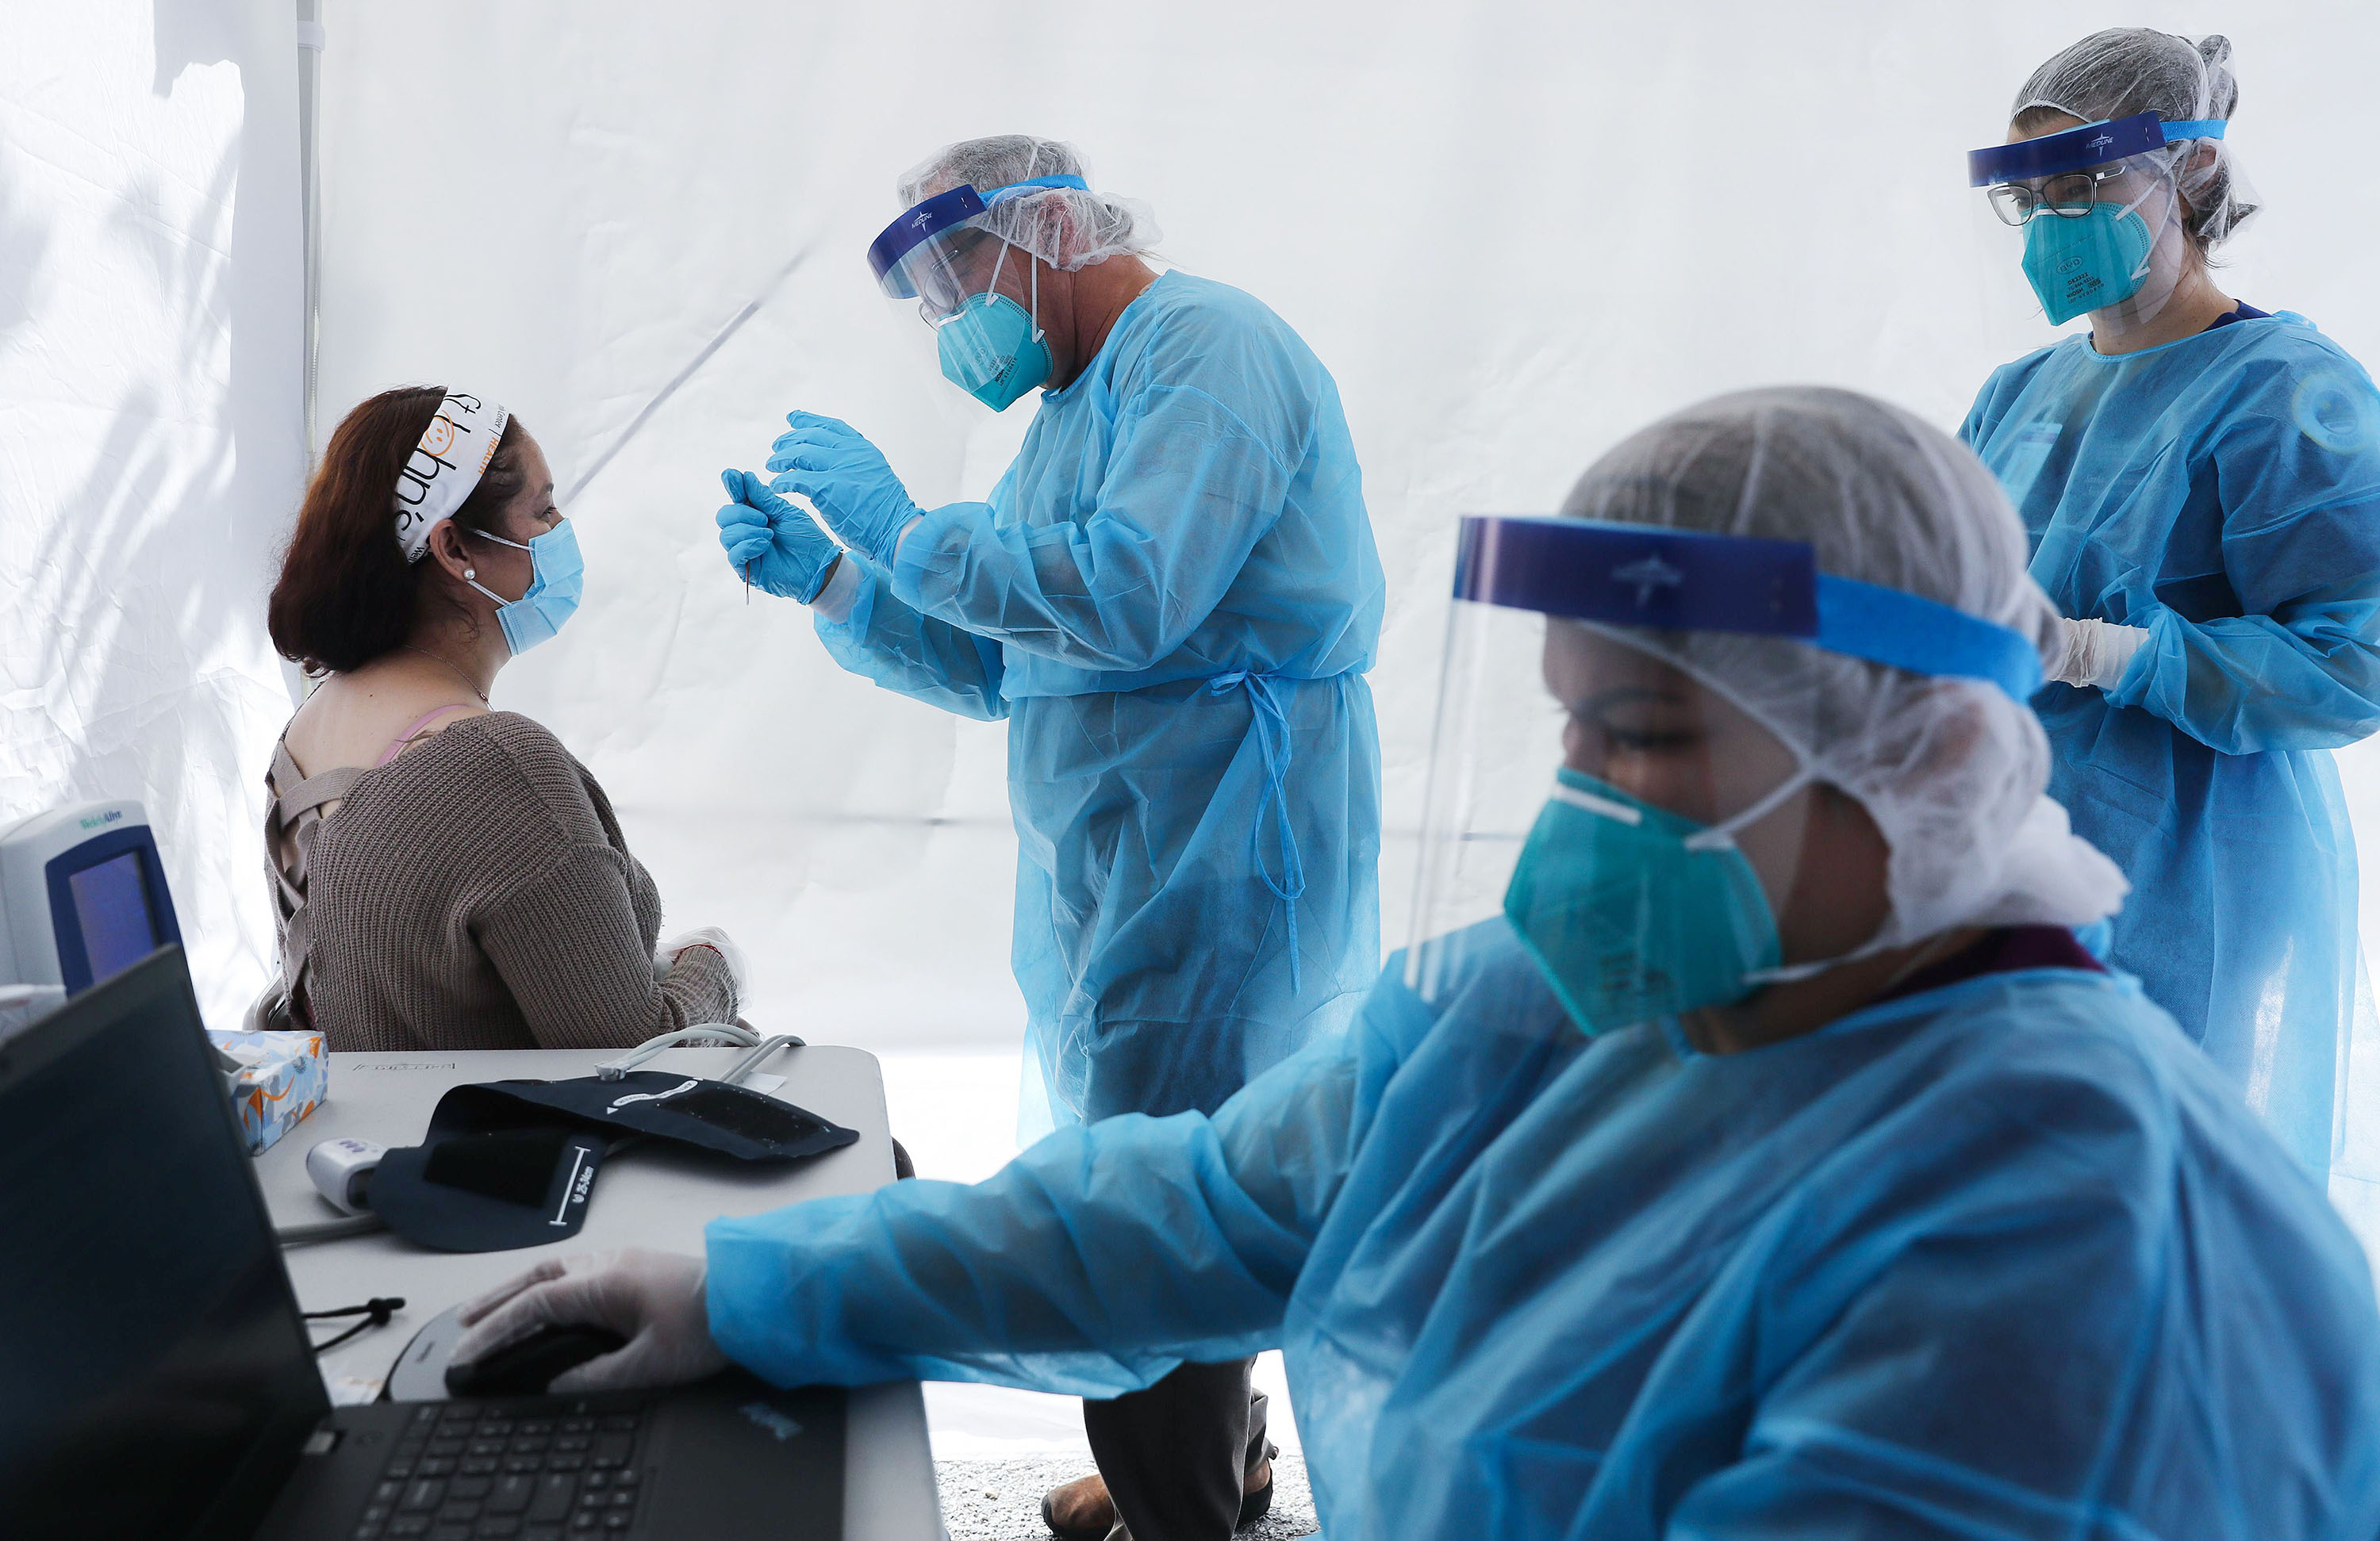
[868,175,1085,411]
[465,519,583,656]
[1967,111,2224,328]
[1407,516,2045,1037]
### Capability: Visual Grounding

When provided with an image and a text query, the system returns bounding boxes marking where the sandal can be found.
[1041,1474,1113,1541]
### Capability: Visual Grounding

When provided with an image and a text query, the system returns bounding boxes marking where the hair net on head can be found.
[2015,29,2259,247]
[1560,385,2128,948]
[898,136,1161,272]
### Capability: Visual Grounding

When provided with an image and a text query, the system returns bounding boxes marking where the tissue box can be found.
[208,1028,329,1154]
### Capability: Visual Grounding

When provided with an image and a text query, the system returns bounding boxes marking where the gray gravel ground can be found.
[935,1455,1316,1541]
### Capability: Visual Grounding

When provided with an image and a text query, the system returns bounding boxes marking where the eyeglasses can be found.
[1987,167,2125,227]
[908,229,1002,321]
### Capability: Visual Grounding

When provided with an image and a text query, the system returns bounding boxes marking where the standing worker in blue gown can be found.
[716,136,1384,1541]
[1961,31,2380,1187]
[463,388,2380,1541]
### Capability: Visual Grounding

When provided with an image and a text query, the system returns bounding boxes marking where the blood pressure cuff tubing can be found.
[369,1072,860,1253]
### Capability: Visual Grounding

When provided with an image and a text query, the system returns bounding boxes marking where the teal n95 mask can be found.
[1503,766,1799,1035]
[934,239,1053,412]
[465,519,584,656]
[2019,199,2158,326]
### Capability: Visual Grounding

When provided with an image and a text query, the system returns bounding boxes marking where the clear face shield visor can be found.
[1965,111,2220,331]
[1408,517,2044,1037]
[867,177,1084,412]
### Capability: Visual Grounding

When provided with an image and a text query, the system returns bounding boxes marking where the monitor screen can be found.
[65,850,160,987]
[0,949,326,1539]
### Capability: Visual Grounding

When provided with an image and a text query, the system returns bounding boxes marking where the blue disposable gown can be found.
[708,923,2380,1539]
[1963,313,2380,1177]
[816,272,1384,1128]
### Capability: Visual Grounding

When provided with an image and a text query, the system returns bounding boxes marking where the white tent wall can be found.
[1,0,307,1029]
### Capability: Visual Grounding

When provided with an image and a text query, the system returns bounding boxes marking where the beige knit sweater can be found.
[265,711,736,1052]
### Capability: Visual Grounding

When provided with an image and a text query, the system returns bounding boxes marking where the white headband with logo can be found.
[393,392,511,563]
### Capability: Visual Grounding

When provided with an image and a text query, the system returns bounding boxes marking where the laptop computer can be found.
[0,946,848,1541]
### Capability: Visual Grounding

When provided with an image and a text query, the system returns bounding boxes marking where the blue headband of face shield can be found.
[1452,516,2043,701]
[1965,110,2226,186]
[866,174,1092,297]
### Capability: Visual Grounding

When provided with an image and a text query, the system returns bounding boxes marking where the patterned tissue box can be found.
[207,1028,328,1154]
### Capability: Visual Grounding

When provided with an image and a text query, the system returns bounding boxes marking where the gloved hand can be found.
[716,469,841,603]
[451,1248,726,1395]
[2050,616,2152,689]
[657,926,750,995]
[765,412,923,566]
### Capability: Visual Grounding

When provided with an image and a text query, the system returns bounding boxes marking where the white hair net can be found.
[897,136,1161,272]
[2015,29,2260,247]
[1560,386,2129,948]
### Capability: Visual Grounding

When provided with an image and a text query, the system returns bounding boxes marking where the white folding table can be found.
[251,1044,939,1541]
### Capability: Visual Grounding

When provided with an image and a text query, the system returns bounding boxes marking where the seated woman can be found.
[262,387,741,1051]
[451,388,2379,1537]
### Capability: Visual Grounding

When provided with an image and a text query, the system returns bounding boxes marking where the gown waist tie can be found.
[1206,670,1307,996]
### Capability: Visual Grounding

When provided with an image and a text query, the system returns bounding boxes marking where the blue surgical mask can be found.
[1502,765,1799,1036]
[2021,200,2156,326]
[935,240,1052,411]
[465,519,583,655]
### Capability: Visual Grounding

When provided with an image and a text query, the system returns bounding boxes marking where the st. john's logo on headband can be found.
[392,392,509,563]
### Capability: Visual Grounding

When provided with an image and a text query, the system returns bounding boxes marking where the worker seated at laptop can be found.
[259,386,744,1052]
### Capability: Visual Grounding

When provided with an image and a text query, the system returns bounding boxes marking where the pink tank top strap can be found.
[376,703,484,766]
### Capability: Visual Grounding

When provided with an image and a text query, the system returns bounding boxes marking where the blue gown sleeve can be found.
[1956,378,1996,448]
[889,381,1296,673]
[2103,400,2380,753]
[812,560,1010,722]
[701,1010,1368,1397]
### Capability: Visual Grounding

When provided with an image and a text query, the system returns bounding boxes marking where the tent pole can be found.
[286,1,328,706]
[296,0,325,463]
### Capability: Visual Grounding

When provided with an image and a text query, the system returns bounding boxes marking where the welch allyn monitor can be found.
[0,798,182,994]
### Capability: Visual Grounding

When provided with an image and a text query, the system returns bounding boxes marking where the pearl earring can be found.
[464,568,476,580]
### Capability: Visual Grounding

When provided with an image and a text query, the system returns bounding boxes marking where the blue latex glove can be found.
[716,469,840,603]
[765,412,923,567]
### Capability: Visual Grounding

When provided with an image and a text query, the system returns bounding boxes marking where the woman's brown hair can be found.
[268,387,533,673]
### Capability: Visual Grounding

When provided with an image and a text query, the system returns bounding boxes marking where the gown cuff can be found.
[812,558,878,636]
[2098,607,2173,708]
[889,505,986,611]
[809,555,865,623]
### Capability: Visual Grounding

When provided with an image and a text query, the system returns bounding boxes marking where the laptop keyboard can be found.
[352,1401,647,1539]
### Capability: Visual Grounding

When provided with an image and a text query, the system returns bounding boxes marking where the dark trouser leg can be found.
[1082,1358,1262,1541]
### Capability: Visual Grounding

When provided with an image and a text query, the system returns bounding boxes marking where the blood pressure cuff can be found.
[370,1072,860,1253]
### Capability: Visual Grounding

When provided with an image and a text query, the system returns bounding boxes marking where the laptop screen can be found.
[0,947,328,1540]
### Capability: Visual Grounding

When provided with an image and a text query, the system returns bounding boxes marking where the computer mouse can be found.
[443,1323,627,1398]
